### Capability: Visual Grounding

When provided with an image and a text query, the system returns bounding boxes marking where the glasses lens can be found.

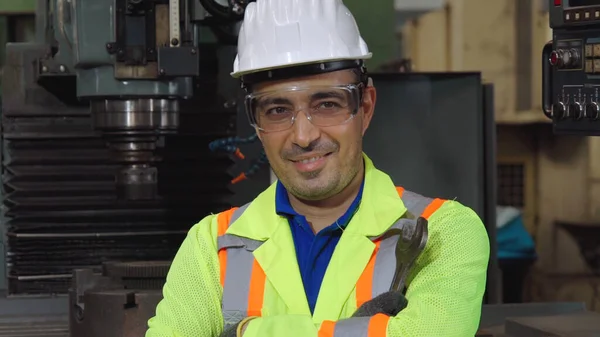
[245,85,361,132]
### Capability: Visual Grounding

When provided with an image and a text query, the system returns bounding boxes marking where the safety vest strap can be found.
[217,187,446,331]
[216,203,266,328]
[318,314,390,337]
[355,189,445,308]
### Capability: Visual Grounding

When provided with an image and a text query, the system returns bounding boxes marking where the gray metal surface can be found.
[0,296,68,336]
[482,83,501,304]
[480,302,587,328]
[91,99,180,131]
[364,72,498,301]
[0,314,68,337]
[365,72,486,214]
[506,312,600,337]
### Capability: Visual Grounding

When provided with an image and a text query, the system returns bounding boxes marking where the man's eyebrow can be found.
[310,90,346,100]
[256,97,293,108]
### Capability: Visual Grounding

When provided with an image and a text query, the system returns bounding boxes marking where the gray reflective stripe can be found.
[401,190,434,217]
[218,235,262,251]
[217,202,258,251]
[369,189,435,297]
[231,203,250,223]
[221,247,255,312]
[223,310,246,330]
[370,233,398,298]
[219,202,264,328]
[218,234,243,250]
[331,317,374,337]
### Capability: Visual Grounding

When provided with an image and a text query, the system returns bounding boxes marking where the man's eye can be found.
[266,107,289,115]
[319,101,340,109]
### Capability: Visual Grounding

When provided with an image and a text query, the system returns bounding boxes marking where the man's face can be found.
[252,70,376,201]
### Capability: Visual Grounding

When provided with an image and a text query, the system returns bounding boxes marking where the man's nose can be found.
[290,110,320,148]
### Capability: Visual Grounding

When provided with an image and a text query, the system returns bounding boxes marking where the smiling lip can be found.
[290,153,332,173]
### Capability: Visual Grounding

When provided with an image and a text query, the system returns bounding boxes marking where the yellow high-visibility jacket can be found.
[146,155,490,337]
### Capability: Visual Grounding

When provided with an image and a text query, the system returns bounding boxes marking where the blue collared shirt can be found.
[275,180,364,314]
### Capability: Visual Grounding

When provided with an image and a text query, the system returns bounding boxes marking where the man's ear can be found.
[255,126,263,142]
[361,83,376,136]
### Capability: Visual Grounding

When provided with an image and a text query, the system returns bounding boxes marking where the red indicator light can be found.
[549,51,559,66]
[554,0,561,6]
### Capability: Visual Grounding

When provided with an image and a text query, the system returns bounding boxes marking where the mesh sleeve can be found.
[388,200,490,337]
[146,215,223,337]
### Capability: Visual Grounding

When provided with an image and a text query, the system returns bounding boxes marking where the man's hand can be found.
[352,291,408,317]
[219,293,406,337]
[219,322,238,337]
[220,318,253,337]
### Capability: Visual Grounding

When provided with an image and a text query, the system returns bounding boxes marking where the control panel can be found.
[544,0,600,135]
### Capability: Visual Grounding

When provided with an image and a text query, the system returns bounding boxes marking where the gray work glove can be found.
[352,291,408,317]
[219,322,240,337]
[220,292,407,336]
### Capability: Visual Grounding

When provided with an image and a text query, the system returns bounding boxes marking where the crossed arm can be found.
[146,202,490,337]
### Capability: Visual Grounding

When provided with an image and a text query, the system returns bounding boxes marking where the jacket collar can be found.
[226,153,407,240]
[224,154,408,318]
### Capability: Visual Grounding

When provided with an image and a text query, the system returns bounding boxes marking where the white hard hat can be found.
[231,0,372,81]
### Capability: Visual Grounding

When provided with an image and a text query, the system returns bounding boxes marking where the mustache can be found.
[282,141,338,160]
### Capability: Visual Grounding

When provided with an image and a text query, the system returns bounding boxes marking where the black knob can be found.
[553,102,567,119]
[586,102,600,120]
[572,102,584,120]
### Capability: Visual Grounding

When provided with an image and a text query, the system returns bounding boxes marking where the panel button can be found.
[554,102,567,119]
[572,102,584,120]
[586,44,593,57]
[586,59,594,73]
[587,102,600,120]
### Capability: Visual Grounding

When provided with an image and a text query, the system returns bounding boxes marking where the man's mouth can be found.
[290,153,332,164]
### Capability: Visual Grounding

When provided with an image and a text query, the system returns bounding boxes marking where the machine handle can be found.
[542,41,554,119]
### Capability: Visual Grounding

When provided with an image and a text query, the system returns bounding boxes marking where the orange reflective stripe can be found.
[317,314,389,337]
[420,198,445,219]
[247,259,266,317]
[395,186,405,197]
[356,240,381,308]
[217,208,238,288]
[318,320,336,337]
[356,186,406,306]
[355,188,443,308]
[367,313,390,337]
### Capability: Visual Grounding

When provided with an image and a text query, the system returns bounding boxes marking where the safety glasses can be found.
[244,83,364,133]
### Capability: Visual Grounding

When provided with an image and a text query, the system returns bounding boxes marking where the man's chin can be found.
[296,167,325,180]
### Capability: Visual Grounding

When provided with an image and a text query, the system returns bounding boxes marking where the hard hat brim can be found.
[230,54,373,79]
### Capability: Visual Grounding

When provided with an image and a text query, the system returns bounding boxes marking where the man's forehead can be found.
[252,70,356,93]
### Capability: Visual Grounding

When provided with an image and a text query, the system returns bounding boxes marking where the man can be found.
[146,0,490,336]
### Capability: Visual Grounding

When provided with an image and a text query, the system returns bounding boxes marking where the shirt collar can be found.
[275,178,365,228]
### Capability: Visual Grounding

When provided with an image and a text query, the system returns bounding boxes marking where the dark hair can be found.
[350,67,362,83]
[350,67,369,85]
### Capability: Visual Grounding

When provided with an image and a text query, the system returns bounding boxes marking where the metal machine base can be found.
[68,261,169,337]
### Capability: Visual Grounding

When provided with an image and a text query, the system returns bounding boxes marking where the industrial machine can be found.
[476,1,600,336]
[543,0,600,273]
[0,0,261,335]
[543,0,600,135]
